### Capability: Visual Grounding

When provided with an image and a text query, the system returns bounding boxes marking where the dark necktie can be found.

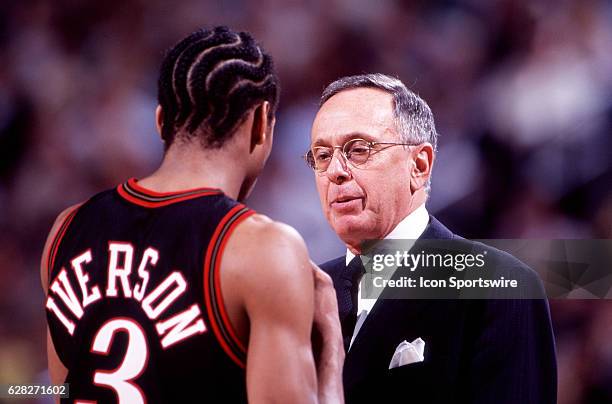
[338,256,365,351]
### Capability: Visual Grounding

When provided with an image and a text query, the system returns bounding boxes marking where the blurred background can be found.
[0,0,611,402]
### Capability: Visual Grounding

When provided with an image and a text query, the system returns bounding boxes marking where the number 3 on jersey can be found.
[77,318,148,404]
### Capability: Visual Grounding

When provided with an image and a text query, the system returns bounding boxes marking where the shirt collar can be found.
[346,204,429,265]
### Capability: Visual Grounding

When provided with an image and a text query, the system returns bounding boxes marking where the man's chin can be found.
[332,215,372,242]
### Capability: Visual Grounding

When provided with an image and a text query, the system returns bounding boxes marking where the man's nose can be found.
[326,149,351,185]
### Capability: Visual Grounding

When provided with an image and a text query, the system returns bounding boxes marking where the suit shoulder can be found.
[470,240,546,295]
[319,256,345,274]
[427,217,535,279]
[472,241,534,272]
[317,256,346,289]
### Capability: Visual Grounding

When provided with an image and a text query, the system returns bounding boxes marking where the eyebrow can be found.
[311,132,375,147]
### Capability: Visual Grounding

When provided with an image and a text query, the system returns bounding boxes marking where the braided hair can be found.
[157,26,279,149]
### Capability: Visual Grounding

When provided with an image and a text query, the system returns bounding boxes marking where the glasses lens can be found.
[311,147,333,171]
[305,151,316,169]
[344,139,371,165]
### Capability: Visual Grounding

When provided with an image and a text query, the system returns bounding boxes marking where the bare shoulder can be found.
[40,203,82,294]
[222,212,312,296]
[225,212,310,273]
[233,213,306,248]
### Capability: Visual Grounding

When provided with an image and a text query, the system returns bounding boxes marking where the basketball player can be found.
[41,26,344,403]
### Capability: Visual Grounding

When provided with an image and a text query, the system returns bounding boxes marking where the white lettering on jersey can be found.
[142,271,187,320]
[47,244,209,348]
[50,269,84,319]
[70,250,101,307]
[107,242,134,298]
[133,247,158,302]
[156,304,206,348]
[46,296,76,335]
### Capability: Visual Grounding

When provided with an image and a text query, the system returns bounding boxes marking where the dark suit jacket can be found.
[320,216,557,404]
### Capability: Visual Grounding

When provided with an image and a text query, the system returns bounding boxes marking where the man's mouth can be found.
[335,196,357,203]
[330,196,364,212]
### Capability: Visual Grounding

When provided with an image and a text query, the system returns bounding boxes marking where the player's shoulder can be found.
[44,202,85,248]
[54,203,83,226]
[238,212,305,246]
[78,187,122,212]
[224,213,310,278]
[40,202,84,292]
[42,185,117,243]
[220,213,313,313]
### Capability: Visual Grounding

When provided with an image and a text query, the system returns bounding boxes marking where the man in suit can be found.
[306,73,557,403]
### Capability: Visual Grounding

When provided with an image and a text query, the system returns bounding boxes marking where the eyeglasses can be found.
[304,138,420,172]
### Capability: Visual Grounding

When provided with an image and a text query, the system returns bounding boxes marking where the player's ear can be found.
[155,105,164,138]
[250,101,272,150]
[410,142,434,192]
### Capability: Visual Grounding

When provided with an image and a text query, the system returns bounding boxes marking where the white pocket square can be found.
[388,338,425,369]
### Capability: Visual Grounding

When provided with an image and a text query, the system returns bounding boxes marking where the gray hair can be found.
[320,73,438,192]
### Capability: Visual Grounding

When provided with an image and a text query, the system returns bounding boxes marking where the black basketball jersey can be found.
[45,178,253,403]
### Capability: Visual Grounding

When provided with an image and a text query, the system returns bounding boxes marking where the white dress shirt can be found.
[345,203,429,348]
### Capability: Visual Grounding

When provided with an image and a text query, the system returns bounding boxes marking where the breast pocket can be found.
[385,361,451,403]
[388,358,428,376]
[386,361,430,392]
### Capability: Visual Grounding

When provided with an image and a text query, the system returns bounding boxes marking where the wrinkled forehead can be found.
[311,88,398,145]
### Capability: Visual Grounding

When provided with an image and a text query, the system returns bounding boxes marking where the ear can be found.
[155,105,164,137]
[410,143,434,192]
[250,101,273,152]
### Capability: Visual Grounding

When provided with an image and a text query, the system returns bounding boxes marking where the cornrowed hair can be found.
[157,26,280,149]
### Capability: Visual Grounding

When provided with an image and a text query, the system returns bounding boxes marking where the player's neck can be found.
[138,142,247,200]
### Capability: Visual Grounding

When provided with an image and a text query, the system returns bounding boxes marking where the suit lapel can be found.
[343,215,455,389]
[344,298,433,389]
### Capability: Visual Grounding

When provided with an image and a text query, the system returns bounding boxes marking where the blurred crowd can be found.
[0,0,610,402]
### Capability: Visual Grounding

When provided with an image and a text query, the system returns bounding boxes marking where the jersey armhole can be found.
[45,205,81,285]
[203,204,255,369]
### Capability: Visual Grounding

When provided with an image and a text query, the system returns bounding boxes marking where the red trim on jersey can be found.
[203,204,254,368]
[46,206,81,283]
[116,178,222,208]
[127,178,219,197]
[214,210,254,353]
